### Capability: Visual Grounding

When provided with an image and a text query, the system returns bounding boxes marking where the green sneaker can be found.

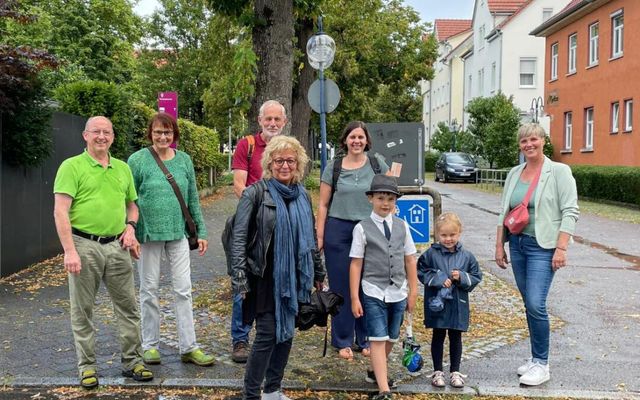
[181,348,215,367]
[143,348,161,365]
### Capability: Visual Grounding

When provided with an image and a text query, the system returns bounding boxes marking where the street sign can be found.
[158,91,178,120]
[308,78,340,113]
[395,196,430,244]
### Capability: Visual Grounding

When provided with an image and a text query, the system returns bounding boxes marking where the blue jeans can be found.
[243,312,292,400]
[509,234,555,364]
[362,294,406,342]
[232,293,252,345]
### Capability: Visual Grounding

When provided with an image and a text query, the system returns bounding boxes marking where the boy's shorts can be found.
[362,294,406,342]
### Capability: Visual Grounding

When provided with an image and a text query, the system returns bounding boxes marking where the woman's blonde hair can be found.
[435,212,463,234]
[517,123,547,141]
[261,136,309,184]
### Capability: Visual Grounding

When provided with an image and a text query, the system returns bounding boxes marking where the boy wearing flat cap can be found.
[348,174,418,400]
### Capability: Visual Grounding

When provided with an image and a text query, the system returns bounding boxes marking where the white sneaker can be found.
[517,359,535,376]
[261,391,292,400]
[519,362,550,386]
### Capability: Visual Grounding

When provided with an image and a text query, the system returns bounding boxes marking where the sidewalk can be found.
[1,184,638,399]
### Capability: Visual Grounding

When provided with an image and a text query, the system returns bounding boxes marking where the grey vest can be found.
[360,216,406,291]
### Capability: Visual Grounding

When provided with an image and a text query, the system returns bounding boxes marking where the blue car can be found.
[434,152,478,183]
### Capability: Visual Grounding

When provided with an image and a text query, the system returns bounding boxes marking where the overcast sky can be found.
[133,0,475,23]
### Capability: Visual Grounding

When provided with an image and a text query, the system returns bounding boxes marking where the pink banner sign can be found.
[158,91,178,148]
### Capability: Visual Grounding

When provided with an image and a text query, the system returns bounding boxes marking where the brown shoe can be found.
[231,341,249,363]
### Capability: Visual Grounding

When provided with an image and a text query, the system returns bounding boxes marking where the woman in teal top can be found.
[316,121,389,360]
[127,113,214,367]
[495,123,579,386]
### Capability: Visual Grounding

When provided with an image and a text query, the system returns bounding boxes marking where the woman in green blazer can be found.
[495,123,579,386]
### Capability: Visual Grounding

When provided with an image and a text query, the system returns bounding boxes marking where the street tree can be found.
[0,0,59,167]
[466,93,521,168]
[430,122,477,154]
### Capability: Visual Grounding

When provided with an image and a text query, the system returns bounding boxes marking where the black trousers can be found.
[243,312,293,400]
[431,328,463,372]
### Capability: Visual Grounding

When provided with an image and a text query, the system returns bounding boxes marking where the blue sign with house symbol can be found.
[395,197,430,244]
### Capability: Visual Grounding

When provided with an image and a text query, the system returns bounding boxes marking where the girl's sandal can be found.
[338,347,353,360]
[450,371,467,388]
[430,370,445,388]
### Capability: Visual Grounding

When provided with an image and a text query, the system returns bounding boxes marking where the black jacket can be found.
[230,179,325,294]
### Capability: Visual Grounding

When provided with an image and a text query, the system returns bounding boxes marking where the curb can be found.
[8,377,640,399]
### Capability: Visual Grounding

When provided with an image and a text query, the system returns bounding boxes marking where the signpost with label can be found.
[395,196,431,244]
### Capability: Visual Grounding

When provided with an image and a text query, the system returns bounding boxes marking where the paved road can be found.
[413,180,640,397]
[1,182,639,399]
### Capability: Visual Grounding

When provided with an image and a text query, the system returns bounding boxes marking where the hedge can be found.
[178,119,223,189]
[424,151,440,172]
[570,165,640,207]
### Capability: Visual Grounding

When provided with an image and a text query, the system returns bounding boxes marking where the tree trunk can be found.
[291,16,315,159]
[249,0,294,135]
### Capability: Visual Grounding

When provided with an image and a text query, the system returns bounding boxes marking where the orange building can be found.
[532,0,640,166]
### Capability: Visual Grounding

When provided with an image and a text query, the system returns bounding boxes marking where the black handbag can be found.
[296,290,344,356]
[148,147,199,250]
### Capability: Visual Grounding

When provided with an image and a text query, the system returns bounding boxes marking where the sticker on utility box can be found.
[395,197,430,244]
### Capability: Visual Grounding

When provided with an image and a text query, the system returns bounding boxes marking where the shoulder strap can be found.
[328,157,343,210]
[368,153,381,174]
[522,165,543,206]
[147,147,196,236]
[246,135,256,163]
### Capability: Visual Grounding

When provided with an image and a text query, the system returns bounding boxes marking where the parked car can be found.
[434,152,478,183]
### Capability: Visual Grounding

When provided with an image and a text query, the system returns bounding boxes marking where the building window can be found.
[624,99,633,131]
[568,34,577,73]
[479,25,485,49]
[468,74,473,98]
[611,102,619,133]
[588,22,599,66]
[519,58,536,88]
[612,11,624,58]
[585,108,594,149]
[550,43,558,80]
[478,68,484,94]
[543,8,553,22]
[564,112,573,150]
[491,62,496,91]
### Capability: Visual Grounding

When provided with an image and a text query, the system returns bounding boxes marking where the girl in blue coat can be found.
[418,212,482,389]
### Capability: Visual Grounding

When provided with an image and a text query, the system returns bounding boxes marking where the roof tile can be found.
[488,0,528,13]
[434,19,472,41]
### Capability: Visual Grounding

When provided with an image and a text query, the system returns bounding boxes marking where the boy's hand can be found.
[451,270,460,281]
[351,298,363,318]
[443,278,452,288]
[407,292,417,314]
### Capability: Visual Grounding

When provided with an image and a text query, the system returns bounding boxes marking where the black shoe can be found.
[231,341,249,363]
[366,369,397,388]
[370,391,393,400]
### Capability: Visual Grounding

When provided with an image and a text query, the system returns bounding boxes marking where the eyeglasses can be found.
[86,129,114,137]
[152,130,174,137]
[272,158,297,167]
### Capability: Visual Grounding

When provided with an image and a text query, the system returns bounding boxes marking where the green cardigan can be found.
[127,148,207,243]
[498,156,579,248]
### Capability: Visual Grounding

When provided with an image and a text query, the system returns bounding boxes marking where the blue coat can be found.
[417,243,482,331]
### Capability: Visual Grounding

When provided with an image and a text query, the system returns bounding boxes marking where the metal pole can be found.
[318,16,328,173]
[228,108,232,170]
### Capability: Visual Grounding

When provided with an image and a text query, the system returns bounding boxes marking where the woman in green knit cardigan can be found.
[127,113,213,367]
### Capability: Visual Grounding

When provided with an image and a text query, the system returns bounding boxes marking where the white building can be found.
[420,19,471,149]
[461,0,573,130]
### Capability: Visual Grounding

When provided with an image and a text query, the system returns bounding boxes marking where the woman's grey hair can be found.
[518,123,547,141]
[261,136,309,184]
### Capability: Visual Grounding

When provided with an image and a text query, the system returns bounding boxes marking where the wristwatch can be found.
[126,221,137,229]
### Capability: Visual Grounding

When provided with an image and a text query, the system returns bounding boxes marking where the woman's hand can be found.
[552,248,567,271]
[495,246,509,269]
[198,239,208,256]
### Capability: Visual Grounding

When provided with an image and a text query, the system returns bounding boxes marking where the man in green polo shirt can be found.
[53,116,153,389]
